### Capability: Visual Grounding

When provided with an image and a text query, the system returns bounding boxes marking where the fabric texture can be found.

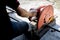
[0,0,28,40]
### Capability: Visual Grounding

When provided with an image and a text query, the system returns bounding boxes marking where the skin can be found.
[16,6,37,25]
[16,6,34,18]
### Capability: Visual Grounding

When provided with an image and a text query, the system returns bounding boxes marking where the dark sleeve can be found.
[7,0,20,10]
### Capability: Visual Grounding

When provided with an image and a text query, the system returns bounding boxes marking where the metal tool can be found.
[37,5,54,30]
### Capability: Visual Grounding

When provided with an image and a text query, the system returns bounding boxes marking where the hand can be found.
[29,8,37,21]
[30,21,36,26]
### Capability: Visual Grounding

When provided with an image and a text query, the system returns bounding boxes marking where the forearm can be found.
[16,6,33,18]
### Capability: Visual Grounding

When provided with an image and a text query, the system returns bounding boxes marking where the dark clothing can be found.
[0,0,28,40]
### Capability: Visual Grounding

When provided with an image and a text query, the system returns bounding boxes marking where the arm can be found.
[7,0,33,18]
[16,6,33,18]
